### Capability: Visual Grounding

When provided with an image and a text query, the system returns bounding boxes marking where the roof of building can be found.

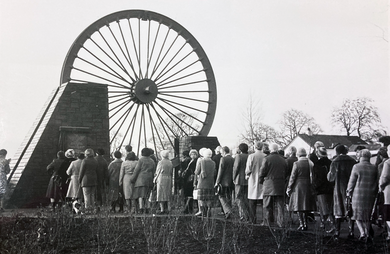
[296,134,367,149]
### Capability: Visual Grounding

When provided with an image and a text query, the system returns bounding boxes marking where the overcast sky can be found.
[0,0,388,158]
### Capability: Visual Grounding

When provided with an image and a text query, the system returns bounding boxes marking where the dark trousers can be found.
[263,195,284,226]
[249,199,262,224]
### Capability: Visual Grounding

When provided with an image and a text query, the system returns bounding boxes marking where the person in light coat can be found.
[66,153,85,202]
[347,149,378,243]
[119,151,138,214]
[154,150,173,214]
[287,148,316,231]
[245,141,266,224]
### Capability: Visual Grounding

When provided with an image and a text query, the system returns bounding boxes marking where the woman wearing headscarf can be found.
[154,150,173,214]
[286,148,316,231]
[119,151,138,213]
[131,148,155,214]
[0,149,10,212]
[107,151,123,213]
[181,149,198,214]
[66,153,85,203]
[195,148,216,217]
[347,149,378,243]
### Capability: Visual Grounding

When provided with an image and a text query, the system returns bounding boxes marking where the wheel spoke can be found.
[151,33,180,81]
[158,79,208,90]
[110,103,134,143]
[154,100,200,135]
[146,23,161,79]
[146,104,165,152]
[150,103,175,148]
[77,52,133,84]
[154,43,191,82]
[127,19,141,79]
[157,97,208,114]
[70,69,129,90]
[156,66,203,88]
[110,101,136,130]
[158,92,209,104]
[154,97,204,124]
[150,27,171,78]
[117,20,139,80]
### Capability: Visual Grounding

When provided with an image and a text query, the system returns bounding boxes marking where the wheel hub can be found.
[133,79,158,104]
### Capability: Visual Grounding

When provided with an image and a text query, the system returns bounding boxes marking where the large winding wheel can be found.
[60,10,217,155]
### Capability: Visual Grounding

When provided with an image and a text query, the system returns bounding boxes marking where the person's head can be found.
[297,148,307,157]
[335,144,348,155]
[360,149,371,161]
[126,151,136,161]
[387,145,390,159]
[160,150,170,159]
[238,143,249,154]
[189,149,199,159]
[289,146,297,156]
[379,146,388,158]
[278,150,285,156]
[96,148,105,156]
[149,148,155,155]
[114,151,122,159]
[65,149,75,158]
[262,143,270,154]
[57,150,65,159]
[355,145,366,160]
[182,150,190,158]
[199,147,207,157]
[255,141,263,151]
[125,145,132,152]
[84,148,95,157]
[0,149,7,157]
[77,153,85,160]
[214,146,222,155]
[270,144,278,153]
[314,141,324,150]
[203,148,213,158]
[141,147,152,157]
[316,147,328,158]
[222,146,230,156]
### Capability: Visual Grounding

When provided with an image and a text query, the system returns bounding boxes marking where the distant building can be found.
[284,134,369,159]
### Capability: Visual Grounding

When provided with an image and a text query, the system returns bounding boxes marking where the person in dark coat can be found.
[79,148,99,212]
[0,149,11,212]
[181,149,198,214]
[260,143,288,227]
[327,144,357,239]
[379,145,390,240]
[233,143,249,221]
[313,147,335,231]
[46,150,67,210]
[95,148,109,207]
[347,149,378,243]
[107,151,123,213]
[215,146,234,219]
[287,148,316,231]
[309,141,324,164]
[130,148,155,214]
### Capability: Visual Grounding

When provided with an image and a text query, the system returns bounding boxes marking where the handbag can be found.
[193,189,198,200]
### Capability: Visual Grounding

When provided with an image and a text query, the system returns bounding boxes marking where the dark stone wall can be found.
[178,136,220,157]
[7,82,109,208]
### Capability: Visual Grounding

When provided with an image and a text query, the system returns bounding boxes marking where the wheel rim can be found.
[60,10,217,156]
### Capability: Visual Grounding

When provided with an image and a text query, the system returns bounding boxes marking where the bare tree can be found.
[239,95,282,147]
[331,97,381,138]
[279,109,322,145]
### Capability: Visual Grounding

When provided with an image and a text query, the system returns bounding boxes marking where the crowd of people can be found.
[1,139,390,244]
